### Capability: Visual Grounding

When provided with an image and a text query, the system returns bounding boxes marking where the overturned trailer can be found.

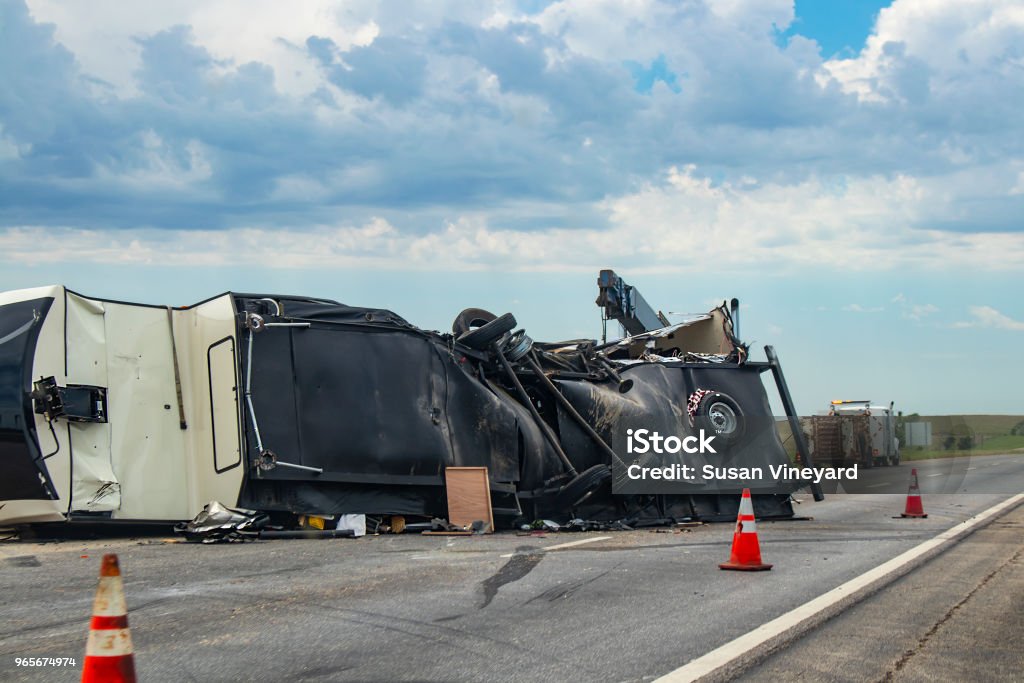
[0,279,820,529]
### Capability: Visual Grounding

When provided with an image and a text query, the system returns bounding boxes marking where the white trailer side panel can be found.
[1,287,245,524]
[175,295,245,516]
[103,302,192,519]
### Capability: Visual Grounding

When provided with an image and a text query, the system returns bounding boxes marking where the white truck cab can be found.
[829,400,900,467]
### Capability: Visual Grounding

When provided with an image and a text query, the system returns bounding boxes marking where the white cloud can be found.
[0,219,402,268]
[25,0,381,97]
[2,164,1022,273]
[906,303,939,320]
[890,295,940,321]
[1010,167,1024,196]
[954,305,1024,330]
[2,0,1021,271]
[0,125,31,161]
[823,0,1024,103]
[843,304,884,313]
[597,166,1023,272]
[93,132,214,191]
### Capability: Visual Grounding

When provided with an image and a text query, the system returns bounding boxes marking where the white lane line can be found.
[654,492,1024,683]
[967,467,977,471]
[926,473,944,477]
[866,483,888,488]
[499,535,612,559]
[543,536,613,551]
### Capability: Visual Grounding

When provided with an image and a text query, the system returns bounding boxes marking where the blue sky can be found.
[789,1,890,57]
[2,0,1023,415]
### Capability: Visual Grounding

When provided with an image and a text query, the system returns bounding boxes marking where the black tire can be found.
[458,312,517,350]
[693,392,745,446]
[556,464,611,509]
[452,308,497,336]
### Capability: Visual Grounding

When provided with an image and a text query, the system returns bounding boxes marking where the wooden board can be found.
[444,466,494,533]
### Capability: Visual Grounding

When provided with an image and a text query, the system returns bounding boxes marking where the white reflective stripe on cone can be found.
[740,519,757,533]
[738,495,754,516]
[91,577,128,616]
[86,628,134,657]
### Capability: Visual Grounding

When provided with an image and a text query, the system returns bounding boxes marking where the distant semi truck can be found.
[803,400,900,468]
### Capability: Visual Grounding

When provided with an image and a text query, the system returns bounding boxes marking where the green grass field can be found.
[902,433,1024,461]
[906,414,1023,436]
[976,434,1024,451]
[901,415,1024,460]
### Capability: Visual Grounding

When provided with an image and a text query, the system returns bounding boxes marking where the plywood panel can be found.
[445,467,493,532]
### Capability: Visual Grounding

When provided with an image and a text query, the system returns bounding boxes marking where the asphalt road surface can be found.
[837,452,1024,495]
[1,453,1022,682]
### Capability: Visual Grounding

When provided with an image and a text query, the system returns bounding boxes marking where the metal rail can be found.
[766,345,824,501]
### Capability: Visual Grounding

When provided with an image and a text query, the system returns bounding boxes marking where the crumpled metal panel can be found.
[174,501,266,543]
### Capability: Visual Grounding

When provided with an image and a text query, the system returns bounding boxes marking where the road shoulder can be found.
[736,501,1024,682]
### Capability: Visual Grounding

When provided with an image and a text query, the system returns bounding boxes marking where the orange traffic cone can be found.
[900,468,928,518]
[719,488,772,571]
[82,554,137,683]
